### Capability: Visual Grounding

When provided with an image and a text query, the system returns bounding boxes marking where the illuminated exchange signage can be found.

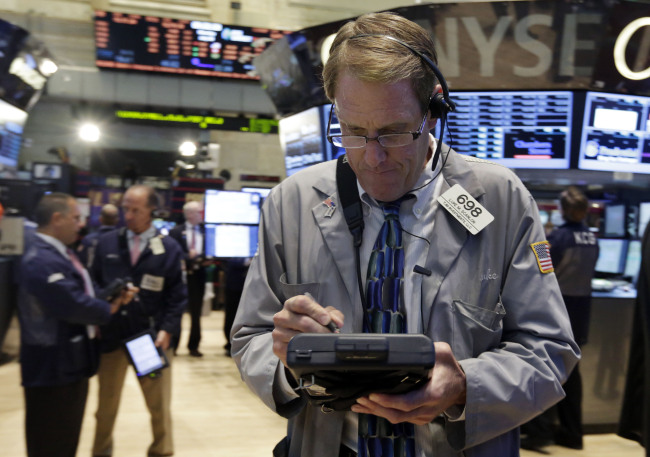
[114,110,278,133]
[94,10,288,80]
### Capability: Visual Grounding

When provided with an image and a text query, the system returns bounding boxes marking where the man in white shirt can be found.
[169,200,206,357]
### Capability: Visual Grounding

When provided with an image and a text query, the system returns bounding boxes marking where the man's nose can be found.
[364,139,387,168]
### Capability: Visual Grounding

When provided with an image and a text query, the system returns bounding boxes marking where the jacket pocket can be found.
[278,273,320,303]
[451,298,506,359]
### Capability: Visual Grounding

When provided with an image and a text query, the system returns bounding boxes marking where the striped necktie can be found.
[359,196,415,457]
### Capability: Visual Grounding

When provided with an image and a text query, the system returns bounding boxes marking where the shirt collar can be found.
[36,232,70,259]
[128,225,156,242]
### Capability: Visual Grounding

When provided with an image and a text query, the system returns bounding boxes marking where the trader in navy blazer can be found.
[89,184,187,457]
[78,203,120,268]
[169,200,207,357]
[17,192,132,457]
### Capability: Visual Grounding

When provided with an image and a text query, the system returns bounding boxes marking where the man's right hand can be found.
[109,285,139,314]
[272,294,344,366]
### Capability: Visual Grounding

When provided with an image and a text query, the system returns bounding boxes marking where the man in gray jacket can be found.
[232,12,579,457]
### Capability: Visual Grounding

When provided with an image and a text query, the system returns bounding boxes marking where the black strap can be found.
[335,155,364,247]
[335,155,371,331]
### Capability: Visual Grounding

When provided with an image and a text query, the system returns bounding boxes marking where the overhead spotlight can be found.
[79,123,100,142]
[179,141,197,156]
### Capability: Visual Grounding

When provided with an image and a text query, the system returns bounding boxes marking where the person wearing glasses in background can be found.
[232,12,579,457]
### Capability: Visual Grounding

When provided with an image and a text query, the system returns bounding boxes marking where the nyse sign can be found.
[422,13,601,79]
[314,1,647,91]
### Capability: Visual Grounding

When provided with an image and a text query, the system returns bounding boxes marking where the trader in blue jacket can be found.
[17,192,132,457]
[89,184,187,457]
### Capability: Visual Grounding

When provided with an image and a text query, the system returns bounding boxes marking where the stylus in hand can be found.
[304,292,340,333]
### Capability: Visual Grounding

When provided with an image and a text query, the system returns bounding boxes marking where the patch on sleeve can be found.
[47,272,65,283]
[530,241,554,274]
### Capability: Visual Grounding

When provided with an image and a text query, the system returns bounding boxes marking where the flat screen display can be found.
[240,186,272,203]
[603,204,626,238]
[204,189,260,224]
[94,10,287,80]
[0,100,27,169]
[322,103,348,163]
[434,91,573,169]
[639,202,650,238]
[152,219,176,236]
[578,91,650,173]
[279,105,328,176]
[32,162,62,179]
[204,223,258,258]
[595,238,629,275]
[624,240,642,284]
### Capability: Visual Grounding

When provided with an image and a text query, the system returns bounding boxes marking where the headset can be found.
[348,33,456,171]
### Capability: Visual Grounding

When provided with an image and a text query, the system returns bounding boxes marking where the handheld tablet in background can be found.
[123,331,169,377]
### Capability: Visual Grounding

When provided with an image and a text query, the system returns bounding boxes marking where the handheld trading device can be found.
[287,333,435,411]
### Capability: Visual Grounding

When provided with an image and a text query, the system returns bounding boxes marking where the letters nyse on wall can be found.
[255,0,650,115]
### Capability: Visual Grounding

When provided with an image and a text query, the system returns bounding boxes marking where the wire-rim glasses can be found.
[326,103,429,149]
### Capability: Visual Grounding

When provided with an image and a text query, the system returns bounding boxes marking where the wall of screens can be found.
[274,89,650,179]
[94,10,287,80]
[578,91,650,173]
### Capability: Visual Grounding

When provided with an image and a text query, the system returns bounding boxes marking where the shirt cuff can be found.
[274,364,300,402]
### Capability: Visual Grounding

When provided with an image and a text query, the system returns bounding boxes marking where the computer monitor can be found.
[240,186,272,203]
[433,90,574,169]
[32,162,63,179]
[603,204,626,238]
[204,223,258,258]
[279,105,328,176]
[0,100,28,170]
[204,189,261,224]
[624,240,642,284]
[578,91,650,173]
[152,219,176,236]
[595,238,629,275]
[639,202,650,238]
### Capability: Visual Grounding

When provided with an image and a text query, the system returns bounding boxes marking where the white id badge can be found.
[438,184,494,235]
[140,274,165,292]
[149,237,165,255]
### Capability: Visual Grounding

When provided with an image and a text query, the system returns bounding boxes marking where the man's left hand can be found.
[155,330,172,351]
[351,342,466,425]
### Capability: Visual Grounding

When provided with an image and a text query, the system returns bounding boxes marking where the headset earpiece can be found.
[429,92,448,119]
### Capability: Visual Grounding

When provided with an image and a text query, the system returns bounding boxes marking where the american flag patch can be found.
[531,241,554,273]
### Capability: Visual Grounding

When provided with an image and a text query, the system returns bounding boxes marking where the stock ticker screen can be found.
[94,10,288,80]
[437,91,573,169]
[578,91,650,174]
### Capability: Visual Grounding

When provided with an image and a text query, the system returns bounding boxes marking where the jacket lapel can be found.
[311,179,362,327]
[421,152,487,321]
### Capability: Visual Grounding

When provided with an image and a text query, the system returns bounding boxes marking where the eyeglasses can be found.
[326,103,429,149]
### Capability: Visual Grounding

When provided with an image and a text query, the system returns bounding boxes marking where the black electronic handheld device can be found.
[98,277,131,302]
[287,333,435,411]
